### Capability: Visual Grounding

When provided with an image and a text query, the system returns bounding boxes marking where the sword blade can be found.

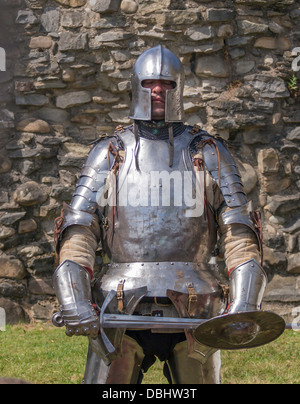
[101,313,207,329]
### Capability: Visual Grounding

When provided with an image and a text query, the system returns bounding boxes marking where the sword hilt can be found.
[52,311,65,328]
[99,289,118,354]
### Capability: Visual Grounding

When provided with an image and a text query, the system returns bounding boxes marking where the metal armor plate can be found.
[94,261,225,320]
[100,127,217,264]
[193,311,286,350]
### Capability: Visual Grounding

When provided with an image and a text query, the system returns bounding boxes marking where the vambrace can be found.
[53,259,99,338]
[228,259,267,313]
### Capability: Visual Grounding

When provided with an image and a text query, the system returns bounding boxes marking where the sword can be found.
[52,289,298,353]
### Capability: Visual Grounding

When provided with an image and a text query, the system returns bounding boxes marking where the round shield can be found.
[193,311,286,350]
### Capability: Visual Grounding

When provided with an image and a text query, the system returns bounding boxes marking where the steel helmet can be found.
[130,45,185,122]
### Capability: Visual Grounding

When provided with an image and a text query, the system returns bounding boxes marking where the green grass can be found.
[0,323,299,384]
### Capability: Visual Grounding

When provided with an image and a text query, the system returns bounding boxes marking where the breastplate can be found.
[100,127,217,264]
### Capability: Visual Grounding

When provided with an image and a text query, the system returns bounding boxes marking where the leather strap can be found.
[116,280,125,312]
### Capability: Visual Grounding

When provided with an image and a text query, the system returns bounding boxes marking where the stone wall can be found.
[0,0,300,324]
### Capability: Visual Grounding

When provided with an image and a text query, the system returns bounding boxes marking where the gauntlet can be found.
[228,259,267,314]
[53,259,99,338]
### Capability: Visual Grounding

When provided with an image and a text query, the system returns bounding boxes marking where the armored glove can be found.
[53,260,99,338]
[228,259,267,314]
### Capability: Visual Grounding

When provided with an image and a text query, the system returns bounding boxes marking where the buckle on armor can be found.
[102,217,109,231]
[186,283,197,316]
[217,281,230,302]
[189,124,201,135]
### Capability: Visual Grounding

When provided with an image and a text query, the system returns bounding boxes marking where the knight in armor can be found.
[53,45,267,384]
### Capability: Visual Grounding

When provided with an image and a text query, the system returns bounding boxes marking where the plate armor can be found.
[54,123,265,383]
[53,46,266,385]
